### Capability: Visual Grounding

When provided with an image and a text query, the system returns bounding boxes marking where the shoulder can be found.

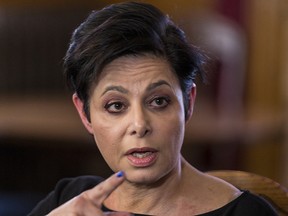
[201,172,278,215]
[28,175,105,216]
[190,172,277,215]
[231,191,278,215]
[200,191,278,216]
[200,172,242,204]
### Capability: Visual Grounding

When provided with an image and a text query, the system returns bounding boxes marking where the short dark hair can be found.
[64,1,206,120]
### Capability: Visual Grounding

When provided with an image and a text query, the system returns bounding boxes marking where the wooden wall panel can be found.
[244,0,287,186]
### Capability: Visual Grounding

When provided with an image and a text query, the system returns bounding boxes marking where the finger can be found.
[83,171,125,207]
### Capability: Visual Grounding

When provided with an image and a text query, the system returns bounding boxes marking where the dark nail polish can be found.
[116,171,124,177]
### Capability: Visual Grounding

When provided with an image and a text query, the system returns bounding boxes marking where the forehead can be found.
[97,54,178,84]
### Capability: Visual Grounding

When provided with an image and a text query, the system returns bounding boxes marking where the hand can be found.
[47,171,131,216]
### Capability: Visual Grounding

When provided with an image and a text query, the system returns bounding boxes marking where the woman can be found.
[29,2,276,216]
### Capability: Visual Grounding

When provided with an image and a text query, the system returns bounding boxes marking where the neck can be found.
[104,157,197,215]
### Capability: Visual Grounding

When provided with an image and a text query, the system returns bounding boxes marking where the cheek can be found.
[89,115,126,166]
[92,126,119,170]
[90,112,125,142]
[168,103,186,136]
[170,110,186,149]
[156,111,185,148]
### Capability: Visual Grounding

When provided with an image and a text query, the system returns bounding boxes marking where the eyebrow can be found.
[101,86,128,96]
[146,80,172,91]
[101,80,171,96]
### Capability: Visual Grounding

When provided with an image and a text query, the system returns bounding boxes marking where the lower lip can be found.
[126,152,158,167]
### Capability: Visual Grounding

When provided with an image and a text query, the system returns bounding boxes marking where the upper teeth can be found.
[132,152,152,158]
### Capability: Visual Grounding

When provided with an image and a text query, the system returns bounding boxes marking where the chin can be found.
[125,168,170,185]
[127,176,160,185]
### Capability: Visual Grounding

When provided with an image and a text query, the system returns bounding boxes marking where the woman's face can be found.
[74,55,196,184]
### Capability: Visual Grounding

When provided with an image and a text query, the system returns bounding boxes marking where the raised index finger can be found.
[83,171,125,207]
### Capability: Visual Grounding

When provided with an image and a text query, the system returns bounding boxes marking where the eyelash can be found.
[148,96,171,109]
[104,101,127,114]
[104,96,171,114]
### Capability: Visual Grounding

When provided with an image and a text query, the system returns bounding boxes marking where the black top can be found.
[28,175,277,216]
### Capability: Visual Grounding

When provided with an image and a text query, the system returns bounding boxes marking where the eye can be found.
[104,101,126,113]
[149,96,170,109]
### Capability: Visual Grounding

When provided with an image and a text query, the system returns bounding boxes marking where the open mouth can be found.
[125,147,158,167]
[131,151,153,158]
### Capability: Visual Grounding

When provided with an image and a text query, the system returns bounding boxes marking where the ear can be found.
[186,83,197,122]
[72,93,93,134]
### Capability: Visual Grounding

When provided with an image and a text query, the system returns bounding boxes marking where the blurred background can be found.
[0,0,287,215]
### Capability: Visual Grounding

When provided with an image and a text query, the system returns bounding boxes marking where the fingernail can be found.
[116,171,124,178]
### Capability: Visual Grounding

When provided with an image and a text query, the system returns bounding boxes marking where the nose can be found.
[129,105,151,137]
